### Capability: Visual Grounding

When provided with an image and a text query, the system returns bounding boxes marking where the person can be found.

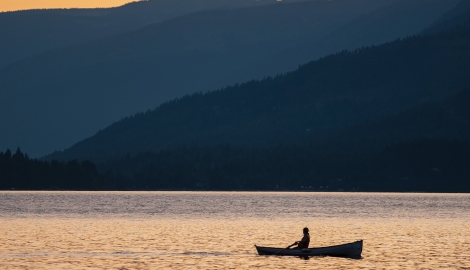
[294,227,310,249]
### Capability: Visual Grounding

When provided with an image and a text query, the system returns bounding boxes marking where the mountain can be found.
[0,0,458,157]
[261,0,462,73]
[422,0,470,35]
[90,88,470,192]
[9,88,470,191]
[0,0,289,68]
[46,17,470,163]
[310,88,470,154]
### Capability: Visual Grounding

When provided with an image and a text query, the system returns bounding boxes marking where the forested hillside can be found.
[44,88,470,192]
[47,22,470,162]
[5,87,470,192]
[311,88,470,153]
[3,138,470,192]
[95,138,470,192]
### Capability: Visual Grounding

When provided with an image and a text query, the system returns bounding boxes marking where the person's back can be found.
[295,227,310,248]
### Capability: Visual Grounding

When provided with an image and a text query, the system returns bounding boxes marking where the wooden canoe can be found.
[255,240,362,258]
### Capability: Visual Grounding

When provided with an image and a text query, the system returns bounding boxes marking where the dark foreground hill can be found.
[94,138,470,192]
[3,138,470,191]
[0,0,456,157]
[311,88,470,154]
[7,88,470,192]
[47,20,470,163]
[45,88,470,192]
[77,88,470,192]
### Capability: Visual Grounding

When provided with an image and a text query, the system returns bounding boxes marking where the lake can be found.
[0,191,469,269]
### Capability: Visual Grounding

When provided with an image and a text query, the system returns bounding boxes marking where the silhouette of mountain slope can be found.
[243,0,461,83]
[422,0,470,35]
[46,20,470,162]
[310,88,470,154]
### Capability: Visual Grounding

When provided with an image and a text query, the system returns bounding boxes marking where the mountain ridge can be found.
[422,0,470,35]
[45,18,470,162]
[0,0,295,68]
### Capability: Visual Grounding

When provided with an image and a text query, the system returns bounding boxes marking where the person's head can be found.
[303,227,309,234]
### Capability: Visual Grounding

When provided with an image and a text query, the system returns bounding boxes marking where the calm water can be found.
[0,192,469,269]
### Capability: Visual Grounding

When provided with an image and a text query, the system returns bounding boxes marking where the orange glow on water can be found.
[1,192,469,269]
[1,218,469,269]
[0,0,134,12]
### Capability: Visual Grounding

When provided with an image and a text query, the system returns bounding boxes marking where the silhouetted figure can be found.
[294,227,310,249]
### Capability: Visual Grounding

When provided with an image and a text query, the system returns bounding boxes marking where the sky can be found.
[0,0,134,12]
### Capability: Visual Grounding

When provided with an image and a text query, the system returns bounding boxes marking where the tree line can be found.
[2,138,469,192]
[99,138,470,192]
[0,148,109,190]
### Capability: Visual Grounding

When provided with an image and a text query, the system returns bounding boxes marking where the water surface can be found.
[1,192,469,269]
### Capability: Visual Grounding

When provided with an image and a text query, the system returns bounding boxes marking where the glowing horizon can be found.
[0,0,136,13]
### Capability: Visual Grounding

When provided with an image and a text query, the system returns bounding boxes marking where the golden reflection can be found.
[0,0,133,12]
[1,218,469,269]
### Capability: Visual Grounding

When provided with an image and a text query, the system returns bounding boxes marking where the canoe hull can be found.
[255,240,362,259]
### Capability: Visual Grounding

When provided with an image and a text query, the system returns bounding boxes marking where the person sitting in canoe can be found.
[293,227,310,249]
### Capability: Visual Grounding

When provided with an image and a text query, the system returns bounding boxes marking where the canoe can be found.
[255,240,362,258]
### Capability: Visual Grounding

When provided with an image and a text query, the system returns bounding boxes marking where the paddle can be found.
[273,242,297,255]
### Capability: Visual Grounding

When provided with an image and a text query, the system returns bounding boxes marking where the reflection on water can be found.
[0,192,469,269]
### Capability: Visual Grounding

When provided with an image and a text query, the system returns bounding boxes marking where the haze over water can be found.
[0,1,133,12]
[1,191,469,269]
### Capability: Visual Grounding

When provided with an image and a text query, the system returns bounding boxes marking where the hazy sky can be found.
[0,0,133,12]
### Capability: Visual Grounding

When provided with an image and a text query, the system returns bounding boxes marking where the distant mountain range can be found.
[422,0,470,35]
[0,0,299,69]
[0,0,457,157]
[46,0,470,163]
